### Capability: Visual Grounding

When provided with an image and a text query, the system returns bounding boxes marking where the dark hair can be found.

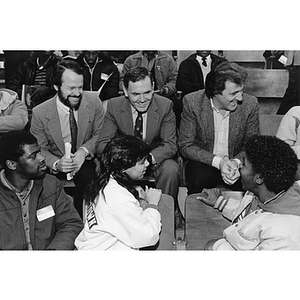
[205,61,248,98]
[52,59,83,87]
[123,66,153,89]
[84,135,151,204]
[0,131,37,168]
[245,135,298,193]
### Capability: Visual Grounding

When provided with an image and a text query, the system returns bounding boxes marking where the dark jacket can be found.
[76,52,120,101]
[0,173,83,250]
[7,53,60,103]
[176,53,226,97]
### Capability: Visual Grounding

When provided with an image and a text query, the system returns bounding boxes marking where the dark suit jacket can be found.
[176,53,226,97]
[178,90,260,165]
[30,92,105,169]
[96,94,178,165]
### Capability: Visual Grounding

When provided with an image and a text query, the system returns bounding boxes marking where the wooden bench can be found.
[244,69,289,114]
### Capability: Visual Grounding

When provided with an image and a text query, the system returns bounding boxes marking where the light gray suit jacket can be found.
[96,94,177,165]
[30,92,105,169]
[178,90,260,165]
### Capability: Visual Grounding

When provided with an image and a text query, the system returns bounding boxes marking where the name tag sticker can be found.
[101,73,109,81]
[37,205,55,222]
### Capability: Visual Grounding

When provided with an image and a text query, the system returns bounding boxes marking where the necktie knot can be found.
[202,57,207,67]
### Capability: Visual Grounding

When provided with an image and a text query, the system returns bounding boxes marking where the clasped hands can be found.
[135,185,162,206]
[219,156,240,185]
[56,148,87,177]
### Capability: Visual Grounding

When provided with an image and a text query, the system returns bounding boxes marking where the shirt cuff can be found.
[52,159,60,173]
[212,156,222,169]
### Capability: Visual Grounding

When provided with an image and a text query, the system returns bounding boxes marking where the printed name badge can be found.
[101,73,109,81]
[36,205,55,222]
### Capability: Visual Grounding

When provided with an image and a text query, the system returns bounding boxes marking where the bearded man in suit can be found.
[30,59,105,217]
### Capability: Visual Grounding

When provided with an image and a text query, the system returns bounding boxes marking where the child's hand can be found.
[196,188,222,207]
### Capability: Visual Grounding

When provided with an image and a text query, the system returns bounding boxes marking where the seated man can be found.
[96,66,180,230]
[7,51,62,106]
[0,131,83,250]
[178,61,260,195]
[76,51,120,102]
[0,88,28,137]
[30,60,105,217]
[199,135,300,250]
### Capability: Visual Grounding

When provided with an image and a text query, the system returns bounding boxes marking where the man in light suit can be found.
[178,61,260,195]
[30,60,105,217]
[97,67,180,241]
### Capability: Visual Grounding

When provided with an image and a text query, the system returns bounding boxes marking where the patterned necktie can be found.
[69,108,78,153]
[134,111,144,139]
[202,57,207,67]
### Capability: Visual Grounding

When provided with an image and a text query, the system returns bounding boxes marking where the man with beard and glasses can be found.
[0,131,83,250]
[30,60,105,218]
[96,67,180,247]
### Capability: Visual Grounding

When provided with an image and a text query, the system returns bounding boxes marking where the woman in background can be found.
[75,135,162,250]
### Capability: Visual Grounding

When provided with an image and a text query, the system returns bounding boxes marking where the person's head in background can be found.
[81,51,100,67]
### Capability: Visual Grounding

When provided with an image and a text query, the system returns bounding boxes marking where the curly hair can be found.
[84,135,151,204]
[205,61,248,99]
[245,135,298,193]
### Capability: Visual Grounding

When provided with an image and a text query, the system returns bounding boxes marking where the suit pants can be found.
[56,159,96,218]
[185,160,243,195]
[152,158,180,211]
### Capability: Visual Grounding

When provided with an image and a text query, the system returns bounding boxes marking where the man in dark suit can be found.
[30,60,105,217]
[96,66,181,234]
[178,61,260,195]
[176,50,226,98]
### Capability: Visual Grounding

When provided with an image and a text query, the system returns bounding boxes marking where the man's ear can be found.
[6,160,17,171]
[122,84,128,97]
[255,174,264,185]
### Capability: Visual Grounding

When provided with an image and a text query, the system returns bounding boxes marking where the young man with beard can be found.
[30,60,105,217]
[198,135,300,250]
[0,131,83,250]
[178,61,260,195]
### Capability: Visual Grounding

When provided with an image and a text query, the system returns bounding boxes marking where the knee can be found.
[159,159,180,178]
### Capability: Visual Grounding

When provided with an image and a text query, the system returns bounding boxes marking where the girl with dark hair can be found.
[75,135,162,250]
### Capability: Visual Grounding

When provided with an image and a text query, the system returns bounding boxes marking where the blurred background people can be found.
[76,50,120,102]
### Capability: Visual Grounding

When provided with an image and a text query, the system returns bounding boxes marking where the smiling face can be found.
[123,157,150,180]
[212,80,243,112]
[240,154,257,193]
[123,76,154,113]
[55,69,84,110]
[16,143,47,180]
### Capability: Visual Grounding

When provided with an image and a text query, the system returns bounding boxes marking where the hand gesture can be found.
[144,186,162,206]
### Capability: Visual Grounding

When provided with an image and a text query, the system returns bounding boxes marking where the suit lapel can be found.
[120,99,134,135]
[46,99,65,154]
[201,96,214,148]
[146,99,159,143]
[77,95,90,147]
